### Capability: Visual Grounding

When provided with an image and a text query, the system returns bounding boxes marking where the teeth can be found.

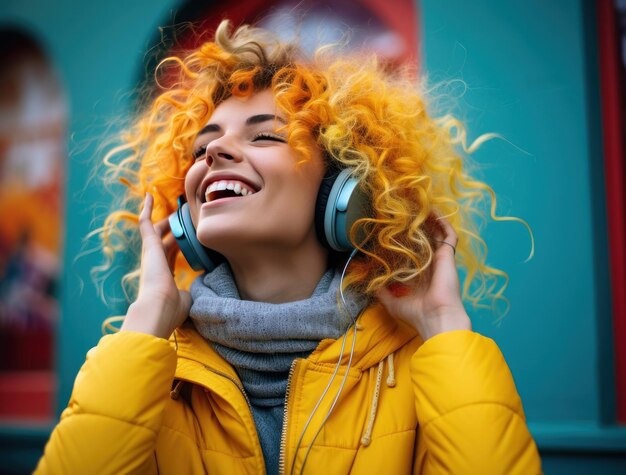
[204,180,256,202]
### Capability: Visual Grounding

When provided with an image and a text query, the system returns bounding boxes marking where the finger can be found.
[436,216,458,247]
[427,214,458,257]
[154,216,171,238]
[425,213,444,239]
[139,194,172,255]
[429,219,462,292]
[162,232,177,253]
[163,232,179,271]
[138,193,156,240]
[138,193,172,279]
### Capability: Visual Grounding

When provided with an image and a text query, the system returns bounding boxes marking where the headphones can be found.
[168,166,368,272]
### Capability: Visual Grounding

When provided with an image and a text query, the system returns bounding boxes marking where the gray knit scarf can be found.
[189,263,366,474]
[189,263,364,404]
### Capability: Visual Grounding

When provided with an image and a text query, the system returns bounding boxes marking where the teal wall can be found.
[0,0,625,473]
[424,0,604,422]
[420,0,626,470]
[0,1,179,473]
[0,0,177,408]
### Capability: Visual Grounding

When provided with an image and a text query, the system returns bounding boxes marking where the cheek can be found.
[183,164,204,219]
[184,162,204,193]
[283,165,324,221]
[284,162,323,201]
[259,164,319,232]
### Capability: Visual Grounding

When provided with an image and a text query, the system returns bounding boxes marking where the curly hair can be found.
[94,20,532,315]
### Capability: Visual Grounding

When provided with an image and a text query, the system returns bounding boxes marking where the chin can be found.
[195,219,239,249]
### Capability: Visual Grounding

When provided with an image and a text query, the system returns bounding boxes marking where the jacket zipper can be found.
[203,364,268,475]
[278,359,298,475]
[203,364,253,410]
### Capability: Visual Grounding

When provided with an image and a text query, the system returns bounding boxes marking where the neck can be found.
[226,241,329,303]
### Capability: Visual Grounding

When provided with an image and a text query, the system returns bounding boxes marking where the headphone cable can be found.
[289,248,360,475]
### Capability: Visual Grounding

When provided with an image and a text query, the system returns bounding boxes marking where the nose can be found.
[204,135,242,167]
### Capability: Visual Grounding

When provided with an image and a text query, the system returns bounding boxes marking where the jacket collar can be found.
[306,303,419,370]
[172,303,419,378]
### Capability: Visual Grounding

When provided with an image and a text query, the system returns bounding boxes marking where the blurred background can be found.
[0,0,625,473]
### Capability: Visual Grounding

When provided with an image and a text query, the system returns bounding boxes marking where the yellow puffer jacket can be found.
[36,304,541,474]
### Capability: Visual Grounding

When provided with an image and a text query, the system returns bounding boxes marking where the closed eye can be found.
[192,133,284,159]
[253,132,286,143]
[193,144,208,160]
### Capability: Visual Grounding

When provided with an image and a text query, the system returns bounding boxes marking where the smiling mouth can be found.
[204,180,258,203]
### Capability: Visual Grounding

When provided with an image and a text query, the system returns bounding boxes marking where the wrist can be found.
[412,310,472,341]
[121,299,172,339]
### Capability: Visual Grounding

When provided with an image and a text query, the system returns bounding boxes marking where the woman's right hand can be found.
[121,193,192,339]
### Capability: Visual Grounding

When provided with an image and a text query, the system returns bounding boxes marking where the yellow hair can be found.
[94,20,532,315]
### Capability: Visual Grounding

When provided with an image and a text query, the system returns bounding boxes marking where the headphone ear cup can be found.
[315,170,336,249]
[315,167,368,252]
[168,197,222,272]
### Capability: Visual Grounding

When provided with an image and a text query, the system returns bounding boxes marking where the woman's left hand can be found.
[376,216,472,340]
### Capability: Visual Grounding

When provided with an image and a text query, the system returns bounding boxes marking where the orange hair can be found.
[94,20,532,315]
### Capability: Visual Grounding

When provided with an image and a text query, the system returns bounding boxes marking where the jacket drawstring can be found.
[386,353,396,387]
[360,360,384,446]
[170,380,185,400]
[361,352,396,446]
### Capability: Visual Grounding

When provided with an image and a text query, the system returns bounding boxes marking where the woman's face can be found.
[184,89,326,258]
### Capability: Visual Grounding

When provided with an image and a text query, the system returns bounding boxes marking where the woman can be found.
[36,20,541,474]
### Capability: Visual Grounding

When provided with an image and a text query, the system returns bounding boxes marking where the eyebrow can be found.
[197,114,286,136]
